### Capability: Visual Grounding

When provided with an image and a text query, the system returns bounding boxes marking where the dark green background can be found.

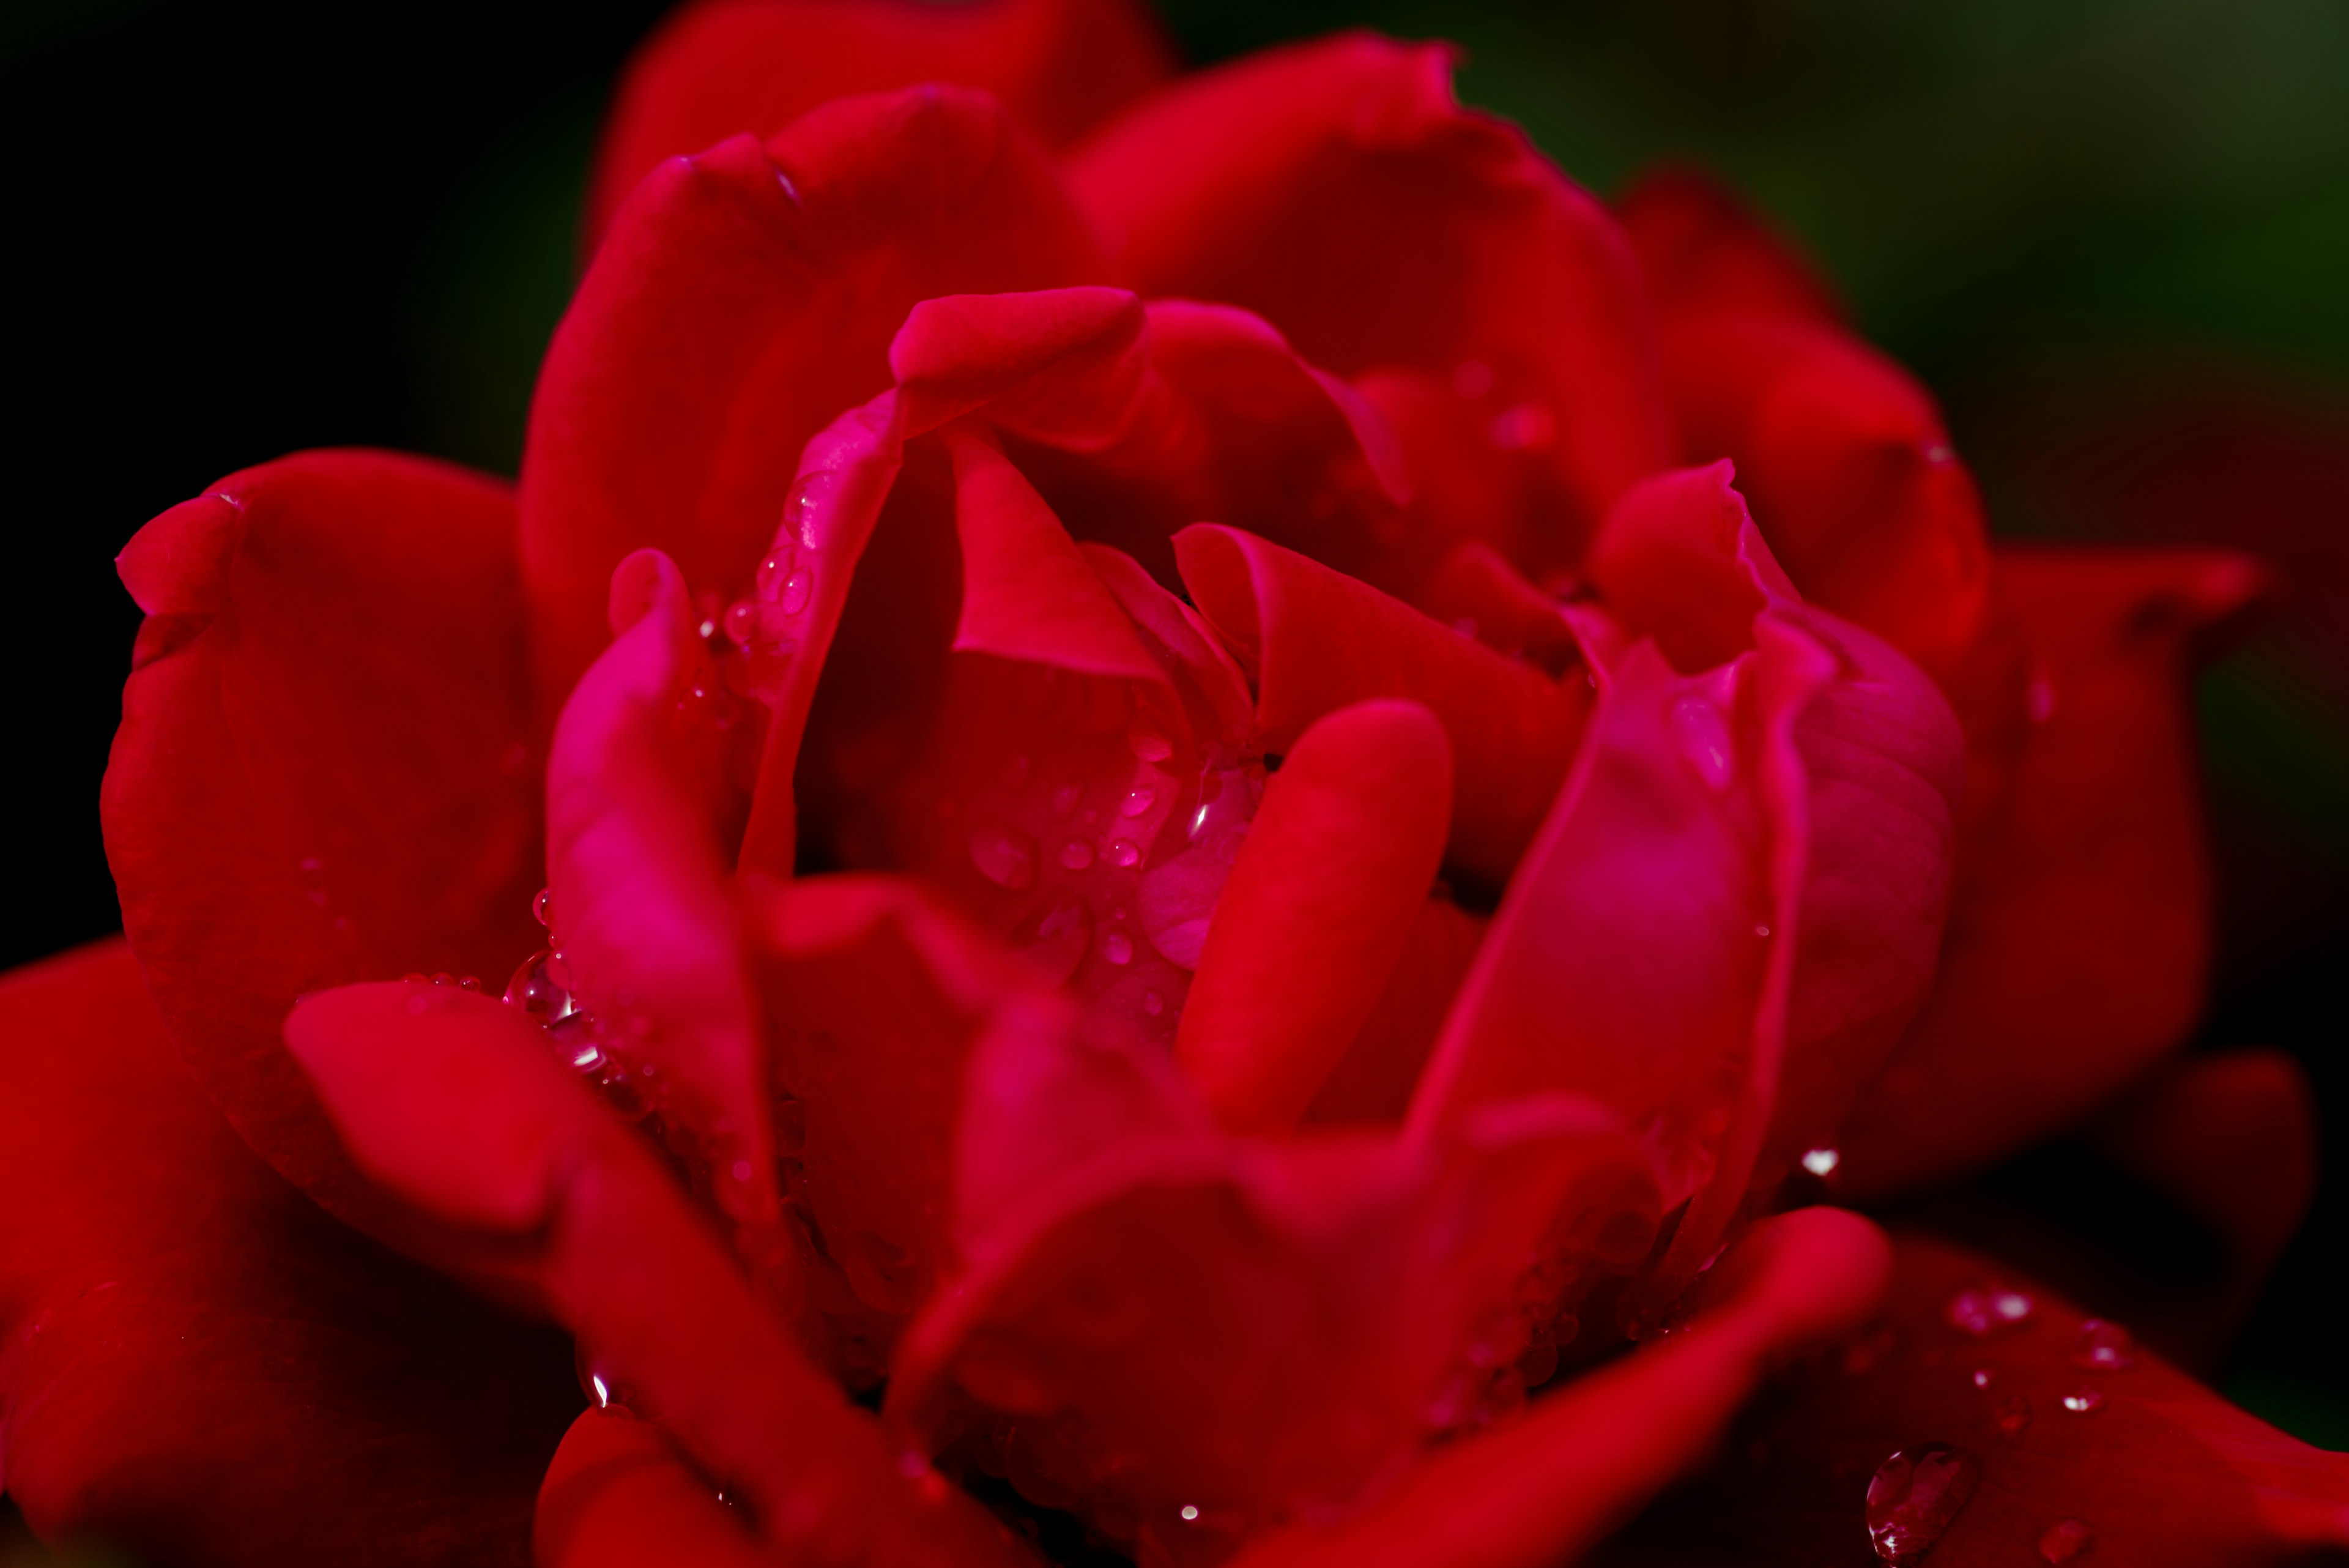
[2,5,2343,1556]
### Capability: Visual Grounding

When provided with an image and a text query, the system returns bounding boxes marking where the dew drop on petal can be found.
[2060,1386,2106,1414]
[1947,1286,2035,1337]
[1121,786,1156,818]
[1802,1146,1841,1178]
[968,823,1039,890]
[1129,727,1174,762]
[532,886,553,927]
[1179,1505,1200,1523]
[1668,694,1735,791]
[1108,838,1141,868]
[788,472,837,550]
[1141,989,1163,1016]
[505,948,581,1026]
[2069,1318,2137,1372]
[1971,1367,1997,1391]
[2039,1518,2097,1562]
[781,567,812,615]
[1103,931,1134,965]
[1866,1444,1978,1564]
[1059,838,1096,871]
[755,548,794,604]
[1050,782,1083,821]
[1994,1394,2035,1436]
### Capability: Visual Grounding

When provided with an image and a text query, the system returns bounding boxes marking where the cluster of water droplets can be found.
[712,470,836,698]
[500,887,657,1120]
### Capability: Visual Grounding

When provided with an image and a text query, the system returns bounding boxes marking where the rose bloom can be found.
[3,1,2342,1564]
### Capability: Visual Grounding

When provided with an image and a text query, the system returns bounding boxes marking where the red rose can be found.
[4,2,2340,1564]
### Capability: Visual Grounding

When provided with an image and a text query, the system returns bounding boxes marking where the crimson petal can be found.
[523,87,1105,707]
[0,941,576,1566]
[1071,32,1669,554]
[1615,166,1844,327]
[102,450,542,1247]
[587,0,1173,246]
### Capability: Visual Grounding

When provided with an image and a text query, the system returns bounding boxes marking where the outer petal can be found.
[1230,1208,1891,1568]
[535,1411,765,1568]
[1614,166,1843,327]
[284,980,1034,1567]
[0,941,577,1567]
[1071,32,1669,554]
[587,0,1173,246]
[1174,523,1589,888]
[522,87,1105,705]
[102,450,542,1243]
[1839,546,2268,1196]
[1591,1231,2349,1566]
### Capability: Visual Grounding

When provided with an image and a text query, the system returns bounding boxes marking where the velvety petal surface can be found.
[284,980,1035,1567]
[1614,166,1843,327]
[0,940,577,1567]
[1071,32,1669,555]
[1590,1230,2349,1566]
[522,87,1107,705]
[1230,1208,1891,1568]
[102,450,543,1242]
[587,0,1174,245]
[535,1411,766,1568]
[1839,546,2268,1196]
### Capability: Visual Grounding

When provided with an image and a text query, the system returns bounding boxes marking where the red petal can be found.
[1584,462,1965,1177]
[284,980,1034,1566]
[1303,895,1491,1127]
[536,1410,765,1568]
[1592,1230,2349,1566]
[587,0,1173,246]
[1408,626,1839,1296]
[738,874,1058,1373]
[1175,524,1589,886]
[892,1004,1660,1560]
[522,89,1105,707]
[1072,33,1669,552]
[1614,165,1844,327]
[0,941,577,1566]
[542,549,781,1252]
[1177,699,1453,1134]
[1839,547,2269,1197]
[102,450,542,1243]
[1230,1208,1891,1568]
[1659,314,1991,673]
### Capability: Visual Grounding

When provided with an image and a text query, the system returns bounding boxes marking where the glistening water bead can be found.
[1866,1444,1979,1564]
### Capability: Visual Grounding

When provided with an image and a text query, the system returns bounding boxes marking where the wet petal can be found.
[0,941,577,1567]
[535,1410,766,1568]
[891,1007,1659,1561]
[523,87,1105,706]
[1072,32,1669,553]
[1230,1208,1891,1568]
[1178,699,1453,1134]
[587,0,1173,245]
[1590,1230,2349,1566]
[1408,626,1839,1298]
[284,980,1034,1566]
[1839,547,2269,1197]
[545,549,780,1256]
[1175,523,1589,887]
[102,450,542,1244]
[1615,165,1844,327]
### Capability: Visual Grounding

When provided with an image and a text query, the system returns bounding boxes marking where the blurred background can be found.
[4,0,2344,1505]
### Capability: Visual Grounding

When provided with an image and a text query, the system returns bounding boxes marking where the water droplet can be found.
[787,472,837,550]
[1179,1505,1200,1523]
[2060,1386,2106,1414]
[1050,782,1083,820]
[1866,1444,1979,1564]
[403,972,429,984]
[1802,1147,1841,1178]
[1121,785,1156,817]
[1129,727,1173,762]
[1947,1286,2035,1337]
[1103,931,1134,965]
[967,823,1039,890]
[1994,1394,2034,1436]
[589,1373,612,1407]
[1668,694,1735,791]
[722,598,758,647]
[458,975,482,991]
[1019,899,1093,986]
[1108,838,1140,868]
[1059,838,1096,871]
[755,547,795,604]
[2038,1518,2097,1562]
[1971,1367,1997,1391]
[2069,1319,2136,1372]
[1754,923,1773,938]
[1141,989,1164,1016]
[781,567,812,614]
[505,948,581,1026]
